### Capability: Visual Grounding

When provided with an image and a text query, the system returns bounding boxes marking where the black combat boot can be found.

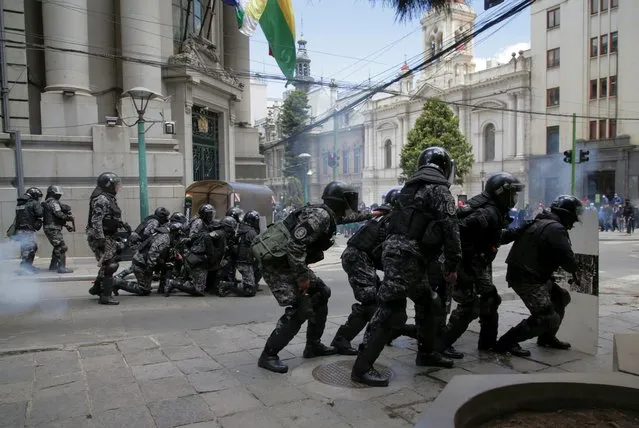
[303,341,336,358]
[56,254,73,274]
[48,257,59,272]
[303,294,336,358]
[258,346,288,374]
[331,328,358,356]
[89,279,102,296]
[351,328,392,387]
[537,335,571,350]
[98,278,120,305]
[416,350,454,368]
[442,347,464,359]
[494,321,532,357]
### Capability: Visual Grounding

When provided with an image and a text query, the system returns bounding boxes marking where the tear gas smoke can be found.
[0,237,67,318]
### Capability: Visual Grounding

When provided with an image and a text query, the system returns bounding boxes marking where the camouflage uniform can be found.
[353,166,462,377]
[86,189,123,302]
[43,196,73,271]
[14,196,44,269]
[115,216,162,280]
[260,205,336,366]
[116,230,171,296]
[218,223,258,297]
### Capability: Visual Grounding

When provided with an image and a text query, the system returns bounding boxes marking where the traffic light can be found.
[563,150,573,164]
[579,149,590,163]
[484,0,505,10]
[328,152,336,168]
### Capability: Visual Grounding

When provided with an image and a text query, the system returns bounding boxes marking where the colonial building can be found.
[361,1,532,205]
[0,0,264,256]
[530,0,637,204]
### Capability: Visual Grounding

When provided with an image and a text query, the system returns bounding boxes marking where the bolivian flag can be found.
[223,0,296,81]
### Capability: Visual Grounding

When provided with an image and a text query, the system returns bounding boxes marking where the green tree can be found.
[283,176,304,208]
[278,90,311,179]
[400,98,473,185]
[369,0,463,22]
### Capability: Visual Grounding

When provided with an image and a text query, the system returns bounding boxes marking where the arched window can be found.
[385,140,393,169]
[484,123,496,161]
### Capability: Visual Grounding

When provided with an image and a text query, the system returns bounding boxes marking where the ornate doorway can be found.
[192,106,220,181]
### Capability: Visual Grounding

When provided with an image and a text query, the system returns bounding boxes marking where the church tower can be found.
[293,36,314,92]
[419,0,476,88]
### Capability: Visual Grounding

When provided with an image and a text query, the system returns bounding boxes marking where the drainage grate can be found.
[312,359,394,388]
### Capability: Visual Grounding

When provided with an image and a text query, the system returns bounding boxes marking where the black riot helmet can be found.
[220,216,238,235]
[169,212,187,225]
[550,195,584,230]
[417,147,454,181]
[384,188,401,207]
[243,210,260,229]
[168,221,184,236]
[484,172,525,211]
[198,203,216,224]
[321,181,359,218]
[25,187,43,201]
[97,172,121,194]
[46,185,63,200]
[226,206,244,223]
[154,207,170,223]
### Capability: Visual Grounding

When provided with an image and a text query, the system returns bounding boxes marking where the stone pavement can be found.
[599,231,639,241]
[1,291,637,428]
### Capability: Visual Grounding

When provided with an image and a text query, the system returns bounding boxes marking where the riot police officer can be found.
[351,147,462,387]
[42,185,75,273]
[216,206,244,292]
[14,187,44,273]
[166,216,237,296]
[330,189,398,355]
[114,207,170,281]
[494,195,580,355]
[438,172,524,357]
[115,221,184,296]
[86,172,126,305]
[243,210,263,288]
[218,210,260,297]
[189,204,216,237]
[253,181,360,374]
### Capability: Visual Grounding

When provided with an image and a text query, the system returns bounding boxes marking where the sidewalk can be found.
[1,292,637,428]
[3,245,347,283]
[598,231,639,241]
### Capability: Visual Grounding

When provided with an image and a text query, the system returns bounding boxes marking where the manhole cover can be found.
[312,359,394,388]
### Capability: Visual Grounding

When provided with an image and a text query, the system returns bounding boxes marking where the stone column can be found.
[364,124,372,170]
[508,93,517,157]
[41,0,98,135]
[516,92,525,157]
[223,6,251,125]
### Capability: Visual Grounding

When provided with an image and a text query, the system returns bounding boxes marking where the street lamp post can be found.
[298,153,312,205]
[124,87,163,220]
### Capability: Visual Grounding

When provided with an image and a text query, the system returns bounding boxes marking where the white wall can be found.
[250,81,268,126]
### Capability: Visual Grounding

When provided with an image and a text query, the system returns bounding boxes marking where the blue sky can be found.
[246,0,531,99]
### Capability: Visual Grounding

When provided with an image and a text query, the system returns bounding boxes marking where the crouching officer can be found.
[351,147,462,387]
[438,172,524,357]
[42,185,75,273]
[330,189,399,355]
[87,172,127,305]
[253,181,360,374]
[13,187,44,273]
[115,221,184,296]
[218,210,260,297]
[165,216,237,296]
[494,195,581,355]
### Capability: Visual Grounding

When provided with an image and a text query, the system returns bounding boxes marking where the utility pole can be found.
[0,0,25,197]
[571,113,576,195]
[332,109,338,180]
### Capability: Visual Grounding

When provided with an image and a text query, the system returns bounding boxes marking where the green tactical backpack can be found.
[251,221,291,264]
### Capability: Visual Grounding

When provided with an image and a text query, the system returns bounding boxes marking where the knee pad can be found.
[532,309,561,331]
[552,283,571,307]
[59,244,68,253]
[380,300,408,329]
[311,285,331,305]
[479,292,502,316]
[103,262,119,276]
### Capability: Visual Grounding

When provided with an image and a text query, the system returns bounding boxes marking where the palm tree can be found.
[370,0,468,21]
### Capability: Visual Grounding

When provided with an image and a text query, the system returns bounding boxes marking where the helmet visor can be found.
[343,191,359,212]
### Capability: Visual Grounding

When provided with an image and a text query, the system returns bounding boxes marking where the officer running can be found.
[13,187,44,273]
[253,181,362,374]
[437,172,524,358]
[351,147,462,387]
[87,172,127,305]
[42,185,75,274]
[494,195,581,355]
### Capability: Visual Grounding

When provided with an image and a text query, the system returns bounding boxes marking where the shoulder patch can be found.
[293,226,308,240]
[446,199,456,216]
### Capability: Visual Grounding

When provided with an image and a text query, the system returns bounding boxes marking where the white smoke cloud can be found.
[0,237,66,317]
[474,42,531,71]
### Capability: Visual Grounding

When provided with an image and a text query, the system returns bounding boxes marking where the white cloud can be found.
[473,42,531,70]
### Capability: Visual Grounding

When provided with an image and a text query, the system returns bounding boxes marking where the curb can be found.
[9,274,96,283]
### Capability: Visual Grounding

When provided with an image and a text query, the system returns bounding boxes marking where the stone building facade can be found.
[0,0,264,256]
